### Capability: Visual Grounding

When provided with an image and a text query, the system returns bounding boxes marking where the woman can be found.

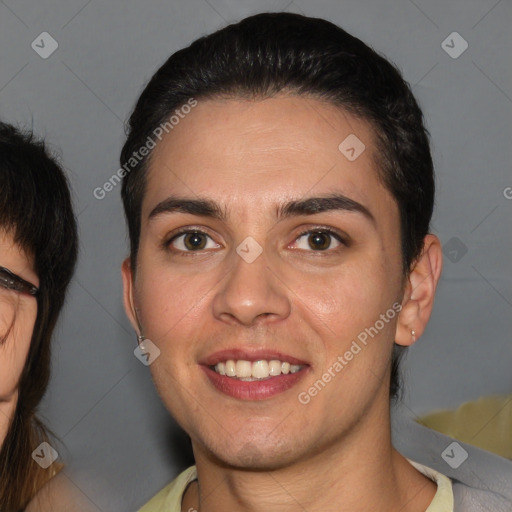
[120,12,510,511]
[0,121,78,511]
[119,11,447,511]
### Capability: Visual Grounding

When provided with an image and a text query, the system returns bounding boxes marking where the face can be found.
[123,95,407,469]
[0,230,38,446]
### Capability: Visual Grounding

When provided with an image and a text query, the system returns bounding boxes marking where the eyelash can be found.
[164,226,348,255]
[293,227,348,252]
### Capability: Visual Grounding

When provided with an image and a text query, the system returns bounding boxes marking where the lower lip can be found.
[201,365,308,400]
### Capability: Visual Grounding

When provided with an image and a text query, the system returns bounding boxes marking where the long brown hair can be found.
[0,122,78,511]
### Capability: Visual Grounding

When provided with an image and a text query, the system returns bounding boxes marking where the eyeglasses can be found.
[0,266,39,296]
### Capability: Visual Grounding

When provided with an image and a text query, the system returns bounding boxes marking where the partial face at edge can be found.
[123,95,407,468]
[0,230,38,447]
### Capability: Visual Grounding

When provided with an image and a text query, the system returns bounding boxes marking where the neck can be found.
[182,406,436,512]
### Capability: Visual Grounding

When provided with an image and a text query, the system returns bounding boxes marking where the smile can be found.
[212,359,304,380]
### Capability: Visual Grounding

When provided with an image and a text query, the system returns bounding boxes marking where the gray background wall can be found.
[0,0,510,510]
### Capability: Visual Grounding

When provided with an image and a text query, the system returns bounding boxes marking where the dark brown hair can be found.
[0,121,78,511]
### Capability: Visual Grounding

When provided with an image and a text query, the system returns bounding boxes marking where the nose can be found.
[212,245,291,326]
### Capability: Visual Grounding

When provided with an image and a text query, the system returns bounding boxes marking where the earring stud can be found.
[411,330,416,342]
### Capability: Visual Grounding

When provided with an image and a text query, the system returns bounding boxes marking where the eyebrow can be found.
[148,193,375,225]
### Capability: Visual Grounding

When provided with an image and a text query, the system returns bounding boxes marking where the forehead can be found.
[142,95,395,222]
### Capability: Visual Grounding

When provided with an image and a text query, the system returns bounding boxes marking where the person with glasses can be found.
[0,121,78,511]
[0,266,39,296]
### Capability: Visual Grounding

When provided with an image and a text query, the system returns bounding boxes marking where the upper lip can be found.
[199,348,309,367]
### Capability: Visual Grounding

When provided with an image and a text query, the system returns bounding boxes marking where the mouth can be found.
[200,349,310,400]
[210,359,304,381]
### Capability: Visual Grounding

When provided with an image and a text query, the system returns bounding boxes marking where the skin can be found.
[26,472,104,512]
[122,95,443,512]
[0,231,93,512]
[0,229,38,448]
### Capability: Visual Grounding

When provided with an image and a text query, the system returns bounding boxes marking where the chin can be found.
[202,434,302,471]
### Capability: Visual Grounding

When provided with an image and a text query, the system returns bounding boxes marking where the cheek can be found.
[290,259,399,404]
[136,271,211,352]
[0,301,35,400]
[291,261,394,337]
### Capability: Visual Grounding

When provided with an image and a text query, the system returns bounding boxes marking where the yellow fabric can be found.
[138,466,197,512]
[138,460,453,511]
[419,394,512,460]
[408,460,454,512]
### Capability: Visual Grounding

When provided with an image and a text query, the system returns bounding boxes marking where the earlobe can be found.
[121,258,140,334]
[395,234,443,347]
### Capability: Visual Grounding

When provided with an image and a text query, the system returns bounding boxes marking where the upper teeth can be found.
[214,360,303,380]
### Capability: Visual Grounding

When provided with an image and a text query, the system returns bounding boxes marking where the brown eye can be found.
[308,232,331,250]
[168,230,220,252]
[183,232,207,250]
[291,229,345,252]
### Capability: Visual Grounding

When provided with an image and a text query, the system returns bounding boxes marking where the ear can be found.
[121,257,140,335]
[395,234,443,347]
